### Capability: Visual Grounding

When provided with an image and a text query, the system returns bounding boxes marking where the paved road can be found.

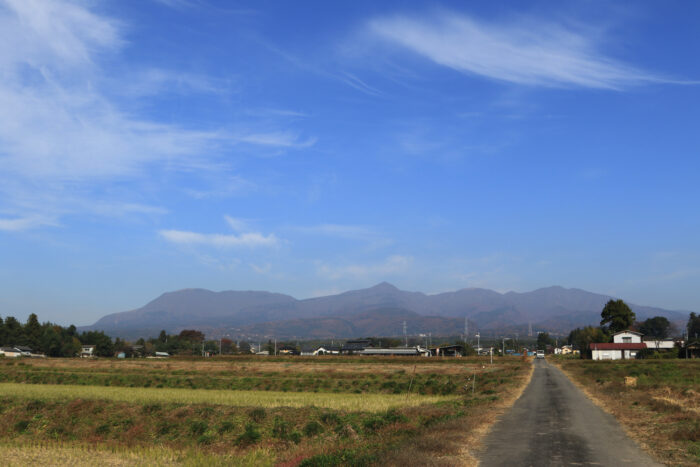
[478,359,663,467]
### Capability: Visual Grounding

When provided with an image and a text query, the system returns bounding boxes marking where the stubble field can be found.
[0,356,532,466]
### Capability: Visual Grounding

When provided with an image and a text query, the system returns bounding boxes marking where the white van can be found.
[536,350,545,359]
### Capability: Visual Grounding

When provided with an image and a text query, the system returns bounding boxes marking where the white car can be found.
[536,350,545,359]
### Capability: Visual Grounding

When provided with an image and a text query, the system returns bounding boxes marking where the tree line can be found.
[116,330,252,357]
[0,313,113,357]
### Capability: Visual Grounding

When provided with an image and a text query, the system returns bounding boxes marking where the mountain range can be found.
[81,283,690,340]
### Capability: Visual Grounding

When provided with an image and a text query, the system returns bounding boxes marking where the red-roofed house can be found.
[590,330,648,360]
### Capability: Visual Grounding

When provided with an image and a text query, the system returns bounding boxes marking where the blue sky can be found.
[1,0,699,326]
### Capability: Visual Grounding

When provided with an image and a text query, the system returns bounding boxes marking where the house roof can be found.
[612,330,643,336]
[342,342,370,351]
[589,343,647,350]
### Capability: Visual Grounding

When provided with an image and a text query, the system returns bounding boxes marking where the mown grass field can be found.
[0,356,532,466]
[0,382,452,410]
[554,359,699,467]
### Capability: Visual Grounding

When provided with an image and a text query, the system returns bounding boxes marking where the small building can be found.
[313,345,341,356]
[590,342,647,360]
[341,339,372,354]
[130,345,144,357]
[612,330,643,344]
[642,338,677,350]
[0,347,22,358]
[686,340,700,359]
[360,346,429,357]
[278,345,299,356]
[14,346,33,356]
[554,345,574,355]
[429,344,464,357]
[80,345,96,358]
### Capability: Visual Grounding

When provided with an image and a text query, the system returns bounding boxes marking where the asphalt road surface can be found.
[478,358,663,467]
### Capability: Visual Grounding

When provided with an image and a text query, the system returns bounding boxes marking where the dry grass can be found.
[0,358,534,465]
[554,359,700,467]
[0,382,453,411]
[12,356,497,376]
[380,359,535,467]
[0,441,274,466]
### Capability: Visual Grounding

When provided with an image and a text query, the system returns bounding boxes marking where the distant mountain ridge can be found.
[81,283,690,340]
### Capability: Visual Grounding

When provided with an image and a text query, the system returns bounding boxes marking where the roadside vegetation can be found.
[554,359,699,466]
[0,356,532,466]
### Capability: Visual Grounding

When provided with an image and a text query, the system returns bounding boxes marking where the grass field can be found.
[0,356,532,466]
[554,359,699,467]
[0,357,487,395]
[0,382,453,410]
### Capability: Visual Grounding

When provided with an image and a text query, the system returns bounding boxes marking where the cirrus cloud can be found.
[368,11,677,89]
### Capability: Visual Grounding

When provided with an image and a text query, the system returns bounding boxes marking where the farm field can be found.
[554,359,700,466]
[0,356,532,466]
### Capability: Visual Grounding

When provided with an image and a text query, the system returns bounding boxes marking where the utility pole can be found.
[502,337,511,356]
[274,338,277,356]
[403,321,408,347]
[476,332,480,353]
[465,317,469,346]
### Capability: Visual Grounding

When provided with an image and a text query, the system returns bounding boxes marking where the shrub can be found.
[189,420,208,436]
[362,416,386,432]
[141,403,161,414]
[271,416,291,439]
[320,412,341,426]
[197,432,215,445]
[248,407,266,422]
[14,420,30,433]
[383,409,407,424]
[237,422,261,445]
[157,422,175,435]
[303,420,324,437]
[217,421,235,434]
[95,424,110,435]
[25,399,45,412]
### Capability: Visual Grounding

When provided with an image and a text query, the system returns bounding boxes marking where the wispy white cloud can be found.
[224,215,248,232]
[0,0,314,230]
[116,68,228,97]
[151,0,196,9]
[160,215,279,248]
[160,229,278,248]
[368,11,674,89]
[293,223,375,238]
[339,72,383,96]
[246,108,310,118]
[183,175,257,199]
[0,215,57,232]
[236,131,317,148]
[317,255,413,280]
